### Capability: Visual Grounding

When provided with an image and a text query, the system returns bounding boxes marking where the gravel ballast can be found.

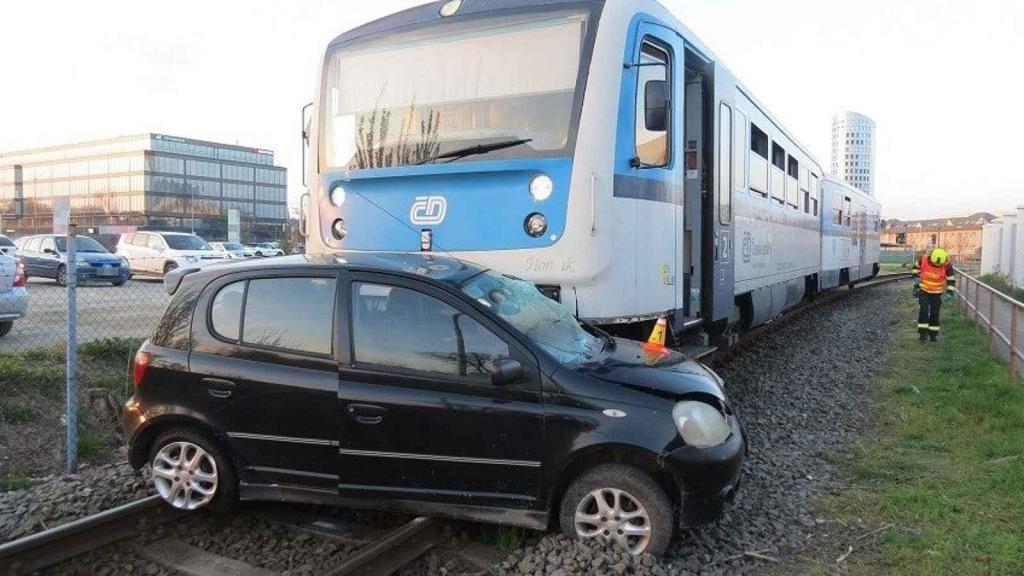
[500,284,901,575]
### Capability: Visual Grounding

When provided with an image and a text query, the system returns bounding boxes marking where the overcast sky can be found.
[1,0,1021,220]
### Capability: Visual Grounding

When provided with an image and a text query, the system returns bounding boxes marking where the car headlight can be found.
[184,256,198,263]
[672,401,731,448]
[120,257,129,267]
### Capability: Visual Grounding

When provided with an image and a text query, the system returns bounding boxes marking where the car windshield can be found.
[165,235,211,250]
[55,237,108,253]
[323,7,591,169]
[0,237,13,247]
[460,271,605,365]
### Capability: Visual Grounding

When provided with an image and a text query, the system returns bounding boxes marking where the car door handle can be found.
[201,378,236,399]
[347,403,387,425]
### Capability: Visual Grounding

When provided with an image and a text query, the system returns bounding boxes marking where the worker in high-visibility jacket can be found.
[912,247,956,341]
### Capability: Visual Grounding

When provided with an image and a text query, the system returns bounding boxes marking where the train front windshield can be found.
[323,8,593,170]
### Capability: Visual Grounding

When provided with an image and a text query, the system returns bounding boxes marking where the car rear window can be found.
[0,237,13,247]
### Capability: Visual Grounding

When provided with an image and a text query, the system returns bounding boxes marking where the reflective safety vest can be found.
[917,256,952,294]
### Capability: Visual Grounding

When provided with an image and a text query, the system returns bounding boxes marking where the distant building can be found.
[0,134,287,241]
[830,111,876,196]
[882,212,997,260]
[981,208,1024,285]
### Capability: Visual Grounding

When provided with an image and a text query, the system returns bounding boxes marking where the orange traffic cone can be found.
[642,314,669,355]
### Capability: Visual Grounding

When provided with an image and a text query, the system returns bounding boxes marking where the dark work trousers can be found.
[917,292,943,336]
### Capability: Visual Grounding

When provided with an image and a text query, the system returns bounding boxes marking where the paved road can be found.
[0,278,171,353]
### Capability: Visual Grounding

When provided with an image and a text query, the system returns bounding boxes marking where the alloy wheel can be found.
[151,441,218,510]
[574,487,653,554]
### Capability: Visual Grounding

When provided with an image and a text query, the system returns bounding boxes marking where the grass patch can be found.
[0,399,35,424]
[476,525,530,555]
[0,475,34,492]
[978,272,1024,303]
[828,298,1024,575]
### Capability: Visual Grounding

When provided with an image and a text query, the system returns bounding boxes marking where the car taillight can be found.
[133,350,152,387]
[13,261,25,288]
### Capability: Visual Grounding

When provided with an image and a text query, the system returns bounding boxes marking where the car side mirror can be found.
[644,80,669,132]
[491,358,525,386]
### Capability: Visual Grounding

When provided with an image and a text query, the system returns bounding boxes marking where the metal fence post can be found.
[66,224,78,475]
[974,280,981,335]
[989,289,996,357]
[1011,305,1018,383]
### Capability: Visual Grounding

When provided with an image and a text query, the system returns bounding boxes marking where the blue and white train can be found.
[303,0,881,340]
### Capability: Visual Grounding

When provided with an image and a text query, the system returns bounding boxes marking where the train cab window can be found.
[719,103,732,224]
[635,40,671,167]
[749,123,769,197]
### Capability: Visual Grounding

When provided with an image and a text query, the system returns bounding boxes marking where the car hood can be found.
[172,250,227,259]
[565,337,727,405]
[75,252,122,264]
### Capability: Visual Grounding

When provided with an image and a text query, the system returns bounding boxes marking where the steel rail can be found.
[319,516,442,576]
[0,495,176,576]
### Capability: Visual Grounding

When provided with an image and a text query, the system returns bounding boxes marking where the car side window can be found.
[148,235,165,250]
[210,281,245,341]
[132,233,150,247]
[40,237,56,253]
[25,237,41,253]
[351,282,510,383]
[241,277,336,356]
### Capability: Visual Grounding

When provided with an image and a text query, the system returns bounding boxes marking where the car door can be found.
[20,237,41,276]
[188,271,341,490]
[39,237,60,279]
[146,234,167,274]
[338,273,545,509]
[126,232,149,273]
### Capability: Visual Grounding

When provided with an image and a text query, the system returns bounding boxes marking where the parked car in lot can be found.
[117,232,228,277]
[0,235,15,257]
[209,242,255,259]
[18,234,129,286]
[0,254,28,337]
[123,253,745,556]
[246,242,284,257]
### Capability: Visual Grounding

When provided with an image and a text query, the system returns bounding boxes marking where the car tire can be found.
[164,262,178,275]
[111,279,127,287]
[0,321,12,338]
[559,464,674,557]
[56,265,67,287]
[148,427,237,513]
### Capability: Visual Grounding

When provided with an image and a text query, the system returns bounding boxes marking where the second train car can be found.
[302,0,881,341]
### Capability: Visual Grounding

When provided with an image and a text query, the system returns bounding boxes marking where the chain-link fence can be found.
[1,249,170,482]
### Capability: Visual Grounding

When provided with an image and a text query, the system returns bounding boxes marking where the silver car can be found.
[0,235,15,257]
[0,255,29,338]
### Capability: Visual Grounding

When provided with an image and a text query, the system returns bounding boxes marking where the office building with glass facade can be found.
[0,134,287,241]
[830,111,876,196]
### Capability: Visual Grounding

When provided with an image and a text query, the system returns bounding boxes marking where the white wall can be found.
[981,207,1024,286]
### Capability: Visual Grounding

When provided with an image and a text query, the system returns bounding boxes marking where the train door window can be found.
[635,40,671,167]
[844,197,852,227]
[749,123,768,196]
[786,155,799,209]
[810,173,820,216]
[719,103,732,224]
[734,109,747,197]
[770,142,785,204]
[833,193,843,226]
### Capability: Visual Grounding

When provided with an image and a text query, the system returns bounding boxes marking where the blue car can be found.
[19,234,130,287]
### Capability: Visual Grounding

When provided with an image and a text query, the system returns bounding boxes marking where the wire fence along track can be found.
[955,268,1024,382]
[0,498,442,576]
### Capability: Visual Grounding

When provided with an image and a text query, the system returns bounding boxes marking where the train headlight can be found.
[529,174,554,201]
[330,185,346,207]
[439,0,462,17]
[672,401,731,448]
[331,218,348,241]
[524,213,548,238]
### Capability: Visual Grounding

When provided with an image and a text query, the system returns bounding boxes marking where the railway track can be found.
[0,497,457,576]
[686,271,915,365]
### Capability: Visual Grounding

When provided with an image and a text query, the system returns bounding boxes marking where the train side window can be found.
[786,155,799,209]
[733,109,747,196]
[844,196,852,227]
[719,103,732,224]
[634,40,671,167]
[749,123,769,196]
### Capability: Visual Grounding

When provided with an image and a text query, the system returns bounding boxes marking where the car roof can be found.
[169,252,488,294]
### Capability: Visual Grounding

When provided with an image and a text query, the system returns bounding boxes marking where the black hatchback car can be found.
[124,253,744,556]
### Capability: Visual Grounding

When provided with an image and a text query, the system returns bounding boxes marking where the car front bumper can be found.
[0,286,29,321]
[76,265,130,282]
[665,414,745,524]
